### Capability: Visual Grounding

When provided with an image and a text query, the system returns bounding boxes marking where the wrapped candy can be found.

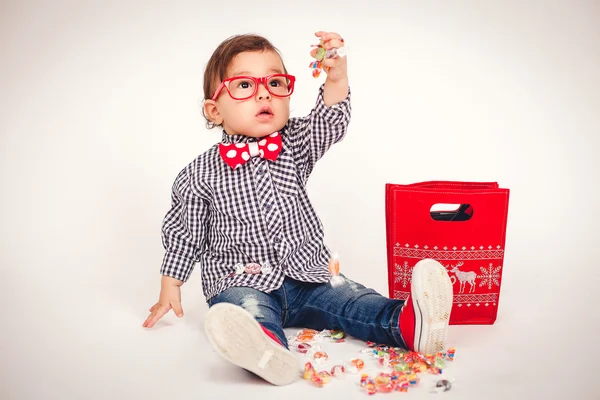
[331,364,345,377]
[311,374,324,388]
[433,379,452,393]
[309,38,348,78]
[408,373,419,385]
[446,347,456,360]
[434,356,446,372]
[412,362,427,373]
[359,374,370,387]
[303,362,315,380]
[394,361,411,373]
[293,343,312,354]
[295,328,320,343]
[318,371,331,382]
[313,351,329,364]
[345,358,365,373]
[378,353,390,368]
[365,381,377,395]
[328,253,345,288]
[331,330,345,341]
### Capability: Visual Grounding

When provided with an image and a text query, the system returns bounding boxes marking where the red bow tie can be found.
[219,132,282,169]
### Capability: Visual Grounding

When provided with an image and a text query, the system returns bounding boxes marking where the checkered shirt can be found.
[159,85,351,300]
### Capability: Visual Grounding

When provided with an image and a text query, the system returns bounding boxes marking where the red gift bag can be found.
[385,181,510,325]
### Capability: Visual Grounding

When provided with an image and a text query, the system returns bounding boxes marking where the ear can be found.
[203,99,223,126]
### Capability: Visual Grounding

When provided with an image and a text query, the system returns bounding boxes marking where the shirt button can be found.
[274,237,282,243]
[257,168,266,175]
[265,204,272,211]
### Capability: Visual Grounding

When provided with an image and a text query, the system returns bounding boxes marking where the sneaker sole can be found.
[204,303,299,386]
[411,259,453,354]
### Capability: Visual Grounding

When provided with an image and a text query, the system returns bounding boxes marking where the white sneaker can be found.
[399,259,453,354]
[204,303,299,386]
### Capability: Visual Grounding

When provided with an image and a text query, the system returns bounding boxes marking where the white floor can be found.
[2,1,599,399]
[1,263,597,400]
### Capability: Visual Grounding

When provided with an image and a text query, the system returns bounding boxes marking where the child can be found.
[143,31,453,386]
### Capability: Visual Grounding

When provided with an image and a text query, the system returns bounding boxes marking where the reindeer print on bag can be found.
[447,261,477,294]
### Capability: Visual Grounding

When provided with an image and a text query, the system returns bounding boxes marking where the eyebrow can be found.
[231,68,284,77]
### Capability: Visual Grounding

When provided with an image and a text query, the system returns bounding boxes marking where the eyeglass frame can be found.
[211,74,296,101]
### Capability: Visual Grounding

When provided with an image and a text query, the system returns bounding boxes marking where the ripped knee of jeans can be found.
[241,294,265,319]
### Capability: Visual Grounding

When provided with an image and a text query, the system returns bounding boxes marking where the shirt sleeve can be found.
[287,84,351,180]
[159,166,207,282]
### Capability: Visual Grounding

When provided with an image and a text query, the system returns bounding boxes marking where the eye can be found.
[236,79,254,89]
[269,78,284,87]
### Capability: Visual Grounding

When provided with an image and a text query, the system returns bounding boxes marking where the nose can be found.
[256,82,271,100]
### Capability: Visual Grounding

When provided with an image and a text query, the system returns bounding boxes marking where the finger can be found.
[172,301,184,318]
[314,31,343,42]
[149,303,159,312]
[321,58,345,68]
[143,305,170,328]
[322,39,345,50]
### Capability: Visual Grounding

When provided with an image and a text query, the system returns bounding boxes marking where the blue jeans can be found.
[207,275,408,349]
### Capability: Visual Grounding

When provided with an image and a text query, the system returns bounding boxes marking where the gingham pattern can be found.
[160,85,351,300]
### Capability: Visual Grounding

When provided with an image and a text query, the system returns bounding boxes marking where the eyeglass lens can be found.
[228,76,292,99]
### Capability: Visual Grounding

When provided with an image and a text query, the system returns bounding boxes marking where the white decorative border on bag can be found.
[393,243,504,260]
[392,243,504,307]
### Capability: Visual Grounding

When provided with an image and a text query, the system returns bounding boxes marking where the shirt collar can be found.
[220,129,284,145]
[221,130,255,144]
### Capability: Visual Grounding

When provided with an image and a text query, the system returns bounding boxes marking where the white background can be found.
[1,1,599,399]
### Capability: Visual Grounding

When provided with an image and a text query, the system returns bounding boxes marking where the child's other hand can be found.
[143,276,184,328]
[312,31,347,83]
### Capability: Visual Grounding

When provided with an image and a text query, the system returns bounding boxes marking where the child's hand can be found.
[143,276,184,328]
[312,31,347,83]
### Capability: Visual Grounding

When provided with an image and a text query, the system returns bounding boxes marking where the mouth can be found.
[256,106,274,117]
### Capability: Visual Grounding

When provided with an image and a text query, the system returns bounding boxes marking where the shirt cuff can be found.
[314,83,351,126]
[160,251,196,282]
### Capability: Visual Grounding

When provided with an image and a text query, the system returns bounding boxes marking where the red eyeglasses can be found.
[211,74,296,101]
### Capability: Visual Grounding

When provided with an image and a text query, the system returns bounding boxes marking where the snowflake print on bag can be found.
[394,262,412,288]
[478,263,502,289]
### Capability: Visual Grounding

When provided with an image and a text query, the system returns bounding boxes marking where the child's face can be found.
[205,50,291,138]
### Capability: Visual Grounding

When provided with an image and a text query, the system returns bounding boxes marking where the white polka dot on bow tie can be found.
[259,139,267,146]
[241,151,250,161]
[235,143,245,148]
[270,132,279,137]
[226,150,237,158]
[259,149,264,157]
[267,143,279,151]
[234,164,241,169]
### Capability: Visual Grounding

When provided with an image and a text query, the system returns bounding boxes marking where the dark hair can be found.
[202,34,288,129]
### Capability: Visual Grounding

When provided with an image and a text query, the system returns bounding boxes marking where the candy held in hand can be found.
[309,39,347,78]
[328,253,346,288]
